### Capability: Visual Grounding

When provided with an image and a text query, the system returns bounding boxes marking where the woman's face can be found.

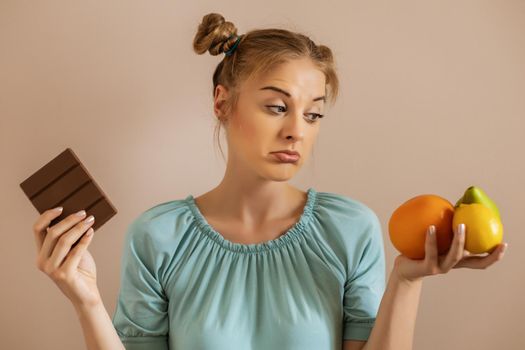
[215,57,326,182]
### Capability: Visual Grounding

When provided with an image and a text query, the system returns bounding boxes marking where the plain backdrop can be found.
[2,1,524,349]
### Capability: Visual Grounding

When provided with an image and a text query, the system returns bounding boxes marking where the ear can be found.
[214,84,230,121]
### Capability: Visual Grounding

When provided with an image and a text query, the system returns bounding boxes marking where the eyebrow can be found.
[259,85,325,102]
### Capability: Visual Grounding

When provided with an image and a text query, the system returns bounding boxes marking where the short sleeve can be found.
[111,216,170,350]
[343,210,386,341]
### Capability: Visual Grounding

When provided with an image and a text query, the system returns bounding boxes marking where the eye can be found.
[267,105,287,114]
[306,113,324,123]
[266,105,324,123]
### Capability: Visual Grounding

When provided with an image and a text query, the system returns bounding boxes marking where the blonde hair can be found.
[193,13,339,161]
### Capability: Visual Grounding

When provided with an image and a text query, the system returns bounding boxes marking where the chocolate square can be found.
[20,148,117,232]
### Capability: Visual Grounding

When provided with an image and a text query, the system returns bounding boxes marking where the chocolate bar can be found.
[20,148,117,235]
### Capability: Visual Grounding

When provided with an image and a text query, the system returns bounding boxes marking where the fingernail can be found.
[458,224,465,235]
[76,210,86,217]
[54,206,63,212]
[504,243,508,250]
[429,225,435,235]
[84,215,94,224]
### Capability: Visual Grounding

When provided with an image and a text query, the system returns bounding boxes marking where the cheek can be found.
[229,117,260,157]
[236,119,256,138]
[234,114,270,143]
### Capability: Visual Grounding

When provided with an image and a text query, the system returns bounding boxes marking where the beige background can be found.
[2,1,524,349]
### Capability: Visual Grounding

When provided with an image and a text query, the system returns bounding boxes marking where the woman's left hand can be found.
[393,223,508,283]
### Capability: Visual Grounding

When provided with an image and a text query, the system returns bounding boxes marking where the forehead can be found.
[246,58,326,98]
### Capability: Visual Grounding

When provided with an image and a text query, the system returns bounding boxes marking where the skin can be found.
[196,57,373,349]
[194,57,327,239]
[29,56,332,350]
[30,56,508,350]
[354,224,508,350]
[33,209,124,349]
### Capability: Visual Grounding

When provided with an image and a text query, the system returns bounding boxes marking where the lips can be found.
[272,152,300,162]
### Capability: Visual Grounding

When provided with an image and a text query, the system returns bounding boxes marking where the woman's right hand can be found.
[33,207,101,309]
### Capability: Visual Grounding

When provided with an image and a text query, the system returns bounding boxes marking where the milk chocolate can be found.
[20,148,117,235]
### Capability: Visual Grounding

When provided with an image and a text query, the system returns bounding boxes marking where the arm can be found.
[72,214,170,350]
[31,208,126,349]
[75,301,125,350]
[111,216,170,349]
[342,268,421,350]
[342,209,386,347]
[360,268,422,350]
[343,340,366,350]
[359,221,504,350]
[344,220,507,350]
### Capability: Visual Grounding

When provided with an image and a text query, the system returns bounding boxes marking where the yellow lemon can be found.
[452,203,503,254]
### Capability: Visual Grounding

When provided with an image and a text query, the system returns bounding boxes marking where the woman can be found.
[32,13,508,350]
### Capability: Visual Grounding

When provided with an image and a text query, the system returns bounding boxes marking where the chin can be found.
[264,176,295,183]
[264,165,301,181]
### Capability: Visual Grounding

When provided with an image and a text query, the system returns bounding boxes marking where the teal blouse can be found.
[111,188,386,350]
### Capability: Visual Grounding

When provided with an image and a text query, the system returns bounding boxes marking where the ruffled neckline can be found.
[184,188,318,253]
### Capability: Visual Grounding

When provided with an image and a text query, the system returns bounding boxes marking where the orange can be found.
[388,194,454,259]
[452,203,503,254]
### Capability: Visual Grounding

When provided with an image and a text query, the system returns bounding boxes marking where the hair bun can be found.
[193,13,238,56]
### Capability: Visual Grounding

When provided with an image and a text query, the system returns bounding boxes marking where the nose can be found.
[281,111,306,141]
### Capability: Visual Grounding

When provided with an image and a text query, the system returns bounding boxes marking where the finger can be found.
[62,228,94,272]
[40,210,87,260]
[49,215,95,270]
[454,243,508,269]
[441,223,466,272]
[33,207,64,251]
[424,225,439,272]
